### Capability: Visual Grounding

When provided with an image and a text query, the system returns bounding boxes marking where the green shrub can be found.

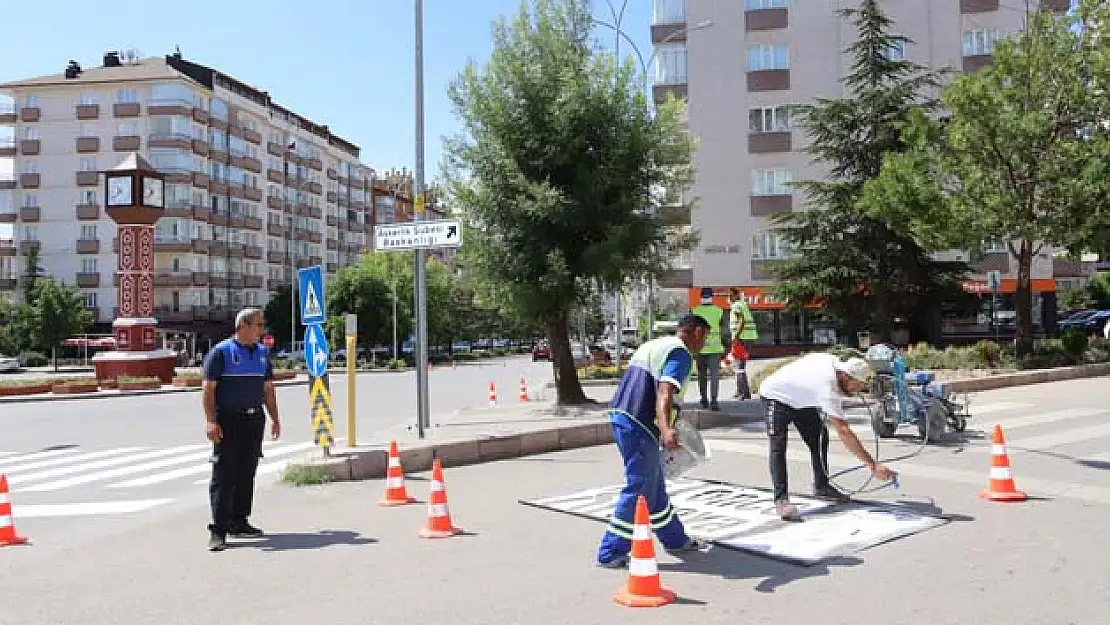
[970,340,1003,368]
[387,358,406,370]
[1086,338,1110,363]
[19,352,48,367]
[1060,327,1089,363]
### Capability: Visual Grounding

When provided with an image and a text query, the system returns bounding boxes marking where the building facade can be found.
[0,51,411,341]
[652,0,1079,350]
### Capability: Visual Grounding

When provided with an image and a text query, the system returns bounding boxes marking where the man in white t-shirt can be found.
[758,353,894,519]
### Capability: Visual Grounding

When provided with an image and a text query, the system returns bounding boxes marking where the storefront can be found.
[687,278,1059,356]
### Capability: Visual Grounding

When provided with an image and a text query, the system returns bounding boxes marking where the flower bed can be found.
[0,380,54,397]
[52,379,101,395]
[118,376,163,391]
[172,373,203,388]
[99,378,119,390]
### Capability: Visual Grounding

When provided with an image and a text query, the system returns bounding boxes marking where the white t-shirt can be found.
[758,353,847,420]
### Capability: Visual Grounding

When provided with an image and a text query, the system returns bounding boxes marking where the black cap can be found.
[678,313,711,330]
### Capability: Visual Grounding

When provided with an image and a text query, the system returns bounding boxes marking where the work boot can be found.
[700,399,709,409]
[207,531,226,552]
[666,537,709,555]
[813,484,851,504]
[595,555,629,569]
[710,401,720,411]
[229,520,264,538]
[775,499,800,520]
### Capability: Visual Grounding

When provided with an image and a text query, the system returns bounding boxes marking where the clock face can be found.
[107,175,133,207]
[142,177,164,209]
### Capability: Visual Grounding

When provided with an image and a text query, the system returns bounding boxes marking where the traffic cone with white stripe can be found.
[613,495,676,608]
[488,382,498,407]
[518,375,530,402]
[0,475,29,547]
[980,424,1028,502]
[419,458,462,539]
[377,441,418,507]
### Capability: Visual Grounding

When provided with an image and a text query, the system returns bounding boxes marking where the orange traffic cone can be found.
[488,382,498,407]
[419,458,462,539]
[518,375,530,402]
[613,495,676,608]
[378,441,418,507]
[980,424,1028,502]
[0,475,29,547]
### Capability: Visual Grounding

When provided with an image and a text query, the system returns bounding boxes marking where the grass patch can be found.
[281,464,333,486]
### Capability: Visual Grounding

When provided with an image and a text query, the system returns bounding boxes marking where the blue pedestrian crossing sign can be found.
[297,265,326,326]
[304,324,329,378]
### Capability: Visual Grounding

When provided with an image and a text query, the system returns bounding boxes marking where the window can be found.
[22,161,38,174]
[118,122,139,136]
[745,0,786,9]
[83,292,97,308]
[25,95,39,108]
[79,92,98,106]
[23,194,38,207]
[749,106,792,132]
[23,127,39,140]
[80,224,97,240]
[81,189,97,204]
[116,89,139,104]
[886,40,907,61]
[79,157,97,172]
[653,0,685,24]
[81,258,98,273]
[22,225,38,241]
[747,44,789,71]
[654,43,688,85]
[752,169,792,195]
[751,232,792,259]
[79,124,97,138]
[963,29,1001,56]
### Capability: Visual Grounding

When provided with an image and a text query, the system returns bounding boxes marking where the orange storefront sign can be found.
[960,278,1056,294]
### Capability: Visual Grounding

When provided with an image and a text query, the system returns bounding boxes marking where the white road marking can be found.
[987,423,1110,454]
[967,401,1029,416]
[0,449,84,472]
[16,447,218,492]
[990,408,1109,432]
[11,499,175,518]
[0,448,146,477]
[7,445,210,486]
[114,442,314,488]
[704,438,1110,505]
[1079,452,1110,464]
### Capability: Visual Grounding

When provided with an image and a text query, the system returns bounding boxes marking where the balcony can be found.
[308,157,323,171]
[960,0,998,12]
[192,205,211,222]
[244,187,263,203]
[266,142,285,157]
[244,216,264,231]
[76,104,100,120]
[76,171,99,186]
[267,250,285,263]
[750,194,793,216]
[0,275,17,289]
[245,275,264,288]
[267,222,285,237]
[747,70,791,92]
[0,211,15,224]
[73,203,100,221]
[267,170,284,184]
[154,307,194,324]
[154,271,193,287]
[154,238,192,253]
[112,102,141,118]
[0,241,15,256]
[193,239,212,254]
[76,238,100,254]
[0,105,14,124]
[20,107,40,122]
[164,202,192,219]
[244,245,264,260]
[962,55,993,72]
[192,172,210,189]
[76,137,100,153]
[210,180,229,196]
[745,7,789,31]
[20,173,41,189]
[0,138,13,157]
[192,107,209,124]
[308,206,322,219]
[148,101,191,116]
[149,133,191,150]
[19,139,39,156]
[326,239,338,250]
[113,135,141,152]
[749,131,792,154]
[2,175,18,190]
[243,128,262,144]
[19,206,40,222]
[75,272,100,288]
[192,139,209,156]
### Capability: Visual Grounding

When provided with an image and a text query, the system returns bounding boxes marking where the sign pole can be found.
[345,313,357,448]
[414,0,430,435]
[297,265,334,455]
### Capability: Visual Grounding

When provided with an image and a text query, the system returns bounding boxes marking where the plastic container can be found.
[661,418,712,479]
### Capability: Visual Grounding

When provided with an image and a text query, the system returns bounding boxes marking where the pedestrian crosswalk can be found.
[0,440,315,495]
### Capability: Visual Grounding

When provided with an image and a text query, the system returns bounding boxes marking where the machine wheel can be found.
[919,402,949,443]
[871,401,898,438]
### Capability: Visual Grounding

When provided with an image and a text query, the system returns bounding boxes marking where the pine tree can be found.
[770,0,969,343]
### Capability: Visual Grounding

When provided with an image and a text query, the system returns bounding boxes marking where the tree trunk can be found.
[546,307,589,405]
[1014,239,1035,357]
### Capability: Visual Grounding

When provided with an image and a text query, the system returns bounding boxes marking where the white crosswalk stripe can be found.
[0,441,314,494]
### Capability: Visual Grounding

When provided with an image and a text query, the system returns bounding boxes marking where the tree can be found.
[443,0,696,403]
[0,298,31,356]
[26,278,93,371]
[769,0,969,344]
[20,244,45,306]
[262,285,300,350]
[862,3,1110,355]
[326,259,396,352]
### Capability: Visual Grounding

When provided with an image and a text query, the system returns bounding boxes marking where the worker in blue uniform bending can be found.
[596,313,711,568]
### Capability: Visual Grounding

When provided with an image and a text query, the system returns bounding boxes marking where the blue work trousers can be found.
[596,413,690,564]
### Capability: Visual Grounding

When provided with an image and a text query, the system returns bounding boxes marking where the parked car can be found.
[532,341,551,361]
[0,355,20,373]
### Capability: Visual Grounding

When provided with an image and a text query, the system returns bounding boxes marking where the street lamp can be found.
[592,16,713,342]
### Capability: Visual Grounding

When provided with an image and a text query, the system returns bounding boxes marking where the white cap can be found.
[833,357,874,383]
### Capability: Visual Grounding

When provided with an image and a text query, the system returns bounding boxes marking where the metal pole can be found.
[646,277,654,339]
[615,288,622,371]
[392,270,398,361]
[413,0,429,437]
[284,150,295,352]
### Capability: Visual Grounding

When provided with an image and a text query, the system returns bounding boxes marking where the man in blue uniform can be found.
[202,308,282,552]
[596,313,712,568]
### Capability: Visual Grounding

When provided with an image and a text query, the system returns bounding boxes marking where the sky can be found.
[0,0,652,181]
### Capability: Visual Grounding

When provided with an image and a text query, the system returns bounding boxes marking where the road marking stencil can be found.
[13,499,176,518]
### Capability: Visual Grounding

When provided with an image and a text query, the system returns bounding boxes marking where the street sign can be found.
[345,313,357,338]
[304,324,329,378]
[297,265,326,325]
[414,192,425,215]
[262,334,275,349]
[986,270,1002,292]
[308,377,335,450]
[374,219,462,251]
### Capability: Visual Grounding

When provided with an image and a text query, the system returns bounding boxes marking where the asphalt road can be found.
[1,376,1108,623]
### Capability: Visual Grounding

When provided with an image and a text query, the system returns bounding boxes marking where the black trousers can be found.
[763,398,830,502]
[209,408,265,534]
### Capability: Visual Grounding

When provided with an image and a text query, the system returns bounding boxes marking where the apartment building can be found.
[651,0,1078,349]
[0,50,404,340]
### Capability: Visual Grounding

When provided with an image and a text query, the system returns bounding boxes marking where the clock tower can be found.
[91,153,177,384]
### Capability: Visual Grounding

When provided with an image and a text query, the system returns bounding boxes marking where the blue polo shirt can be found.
[203,338,274,411]
[609,345,693,439]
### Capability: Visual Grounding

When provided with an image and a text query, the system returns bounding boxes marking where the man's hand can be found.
[206,421,222,443]
[871,462,894,481]
[270,418,281,440]
[660,427,681,451]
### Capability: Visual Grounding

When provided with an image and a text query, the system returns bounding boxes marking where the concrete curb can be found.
[286,407,748,483]
[0,375,308,404]
[940,362,1110,393]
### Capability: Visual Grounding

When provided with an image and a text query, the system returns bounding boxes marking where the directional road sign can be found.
[374,219,462,251]
[304,323,329,378]
[309,377,335,450]
[297,265,326,325]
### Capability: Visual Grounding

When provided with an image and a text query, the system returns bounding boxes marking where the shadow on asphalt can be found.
[245,530,378,551]
[1078,459,1110,470]
[658,550,863,593]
